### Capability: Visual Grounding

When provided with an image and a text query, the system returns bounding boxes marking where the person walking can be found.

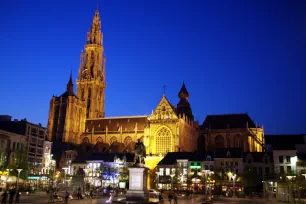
[1,191,8,204]
[64,191,69,203]
[8,190,15,204]
[14,192,19,204]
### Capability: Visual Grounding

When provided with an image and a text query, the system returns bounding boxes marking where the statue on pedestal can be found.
[133,139,146,166]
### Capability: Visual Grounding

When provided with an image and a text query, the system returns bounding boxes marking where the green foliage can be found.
[4,150,29,179]
[241,167,259,188]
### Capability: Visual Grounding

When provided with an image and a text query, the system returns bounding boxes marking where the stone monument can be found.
[126,139,149,202]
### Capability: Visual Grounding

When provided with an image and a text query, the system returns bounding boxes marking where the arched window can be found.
[234,134,242,148]
[96,137,103,143]
[82,137,89,144]
[215,135,225,148]
[156,127,172,154]
[158,114,161,120]
[110,137,117,144]
[124,137,132,146]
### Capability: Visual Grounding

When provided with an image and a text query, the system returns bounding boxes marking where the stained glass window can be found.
[156,127,171,154]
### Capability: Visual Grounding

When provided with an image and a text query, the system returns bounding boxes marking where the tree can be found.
[211,168,227,194]
[241,167,259,194]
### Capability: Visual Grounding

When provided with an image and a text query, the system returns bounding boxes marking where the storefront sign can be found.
[28,176,40,180]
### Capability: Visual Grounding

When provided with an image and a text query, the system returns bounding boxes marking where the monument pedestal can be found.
[126,166,149,202]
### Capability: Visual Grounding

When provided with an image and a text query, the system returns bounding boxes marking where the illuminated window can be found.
[166,168,170,175]
[156,127,172,154]
[159,168,164,176]
[183,168,187,175]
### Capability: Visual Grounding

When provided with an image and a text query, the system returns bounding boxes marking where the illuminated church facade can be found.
[47,10,265,170]
[47,10,199,165]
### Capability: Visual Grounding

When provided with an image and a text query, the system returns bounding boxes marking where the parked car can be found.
[149,189,161,198]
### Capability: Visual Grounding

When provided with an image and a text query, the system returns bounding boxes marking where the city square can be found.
[0,0,306,203]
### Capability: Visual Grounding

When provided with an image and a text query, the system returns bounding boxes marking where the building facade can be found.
[0,129,27,167]
[0,117,47,167]
[200,114,264,152]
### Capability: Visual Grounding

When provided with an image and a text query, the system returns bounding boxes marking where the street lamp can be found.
[16,169,23,192]
[170,174,175,191]
[202,170,210,196]
[62,167,69,191]
[231,174,236,197]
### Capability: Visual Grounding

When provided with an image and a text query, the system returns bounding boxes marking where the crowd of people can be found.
[1,189,20,204]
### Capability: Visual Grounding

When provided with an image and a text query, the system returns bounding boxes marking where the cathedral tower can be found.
[76,10,106,118]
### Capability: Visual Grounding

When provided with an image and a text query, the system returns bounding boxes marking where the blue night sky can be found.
[0,0,305,134]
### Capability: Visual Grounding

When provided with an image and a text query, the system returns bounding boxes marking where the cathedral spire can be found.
[86,9,102,45]
[178,81,189,100]
[67,71,73,94]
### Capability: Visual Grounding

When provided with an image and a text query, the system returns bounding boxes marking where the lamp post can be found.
[202,170,210,195]
[62,167,69,191]
[16,169,23,192]
[170,174,175,191]
[231,174,236,197]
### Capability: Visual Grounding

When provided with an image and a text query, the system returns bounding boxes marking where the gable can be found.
[151,95,178,120]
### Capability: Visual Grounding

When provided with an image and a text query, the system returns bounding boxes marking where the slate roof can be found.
[158,151,214,165]
[214,148,243,158]
[243,152,274,162]
[72,152,135,163]
[86,116,149,132]
[265,134,306,150]
[201,113,257,129]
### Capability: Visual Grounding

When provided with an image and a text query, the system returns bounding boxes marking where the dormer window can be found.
[206,156,211,161]
[226,151,231,157]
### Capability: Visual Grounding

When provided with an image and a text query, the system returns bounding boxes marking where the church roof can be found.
[201,113,256,129]
[214,148,243,158]
[243,152,273,162]
[86,116,149,132]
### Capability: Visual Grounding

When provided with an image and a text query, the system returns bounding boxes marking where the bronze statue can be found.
[133,138,146,166]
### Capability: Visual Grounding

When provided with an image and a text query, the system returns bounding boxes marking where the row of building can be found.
[0,115,55,189]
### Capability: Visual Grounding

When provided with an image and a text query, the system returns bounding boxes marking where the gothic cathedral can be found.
[47,10,199,165]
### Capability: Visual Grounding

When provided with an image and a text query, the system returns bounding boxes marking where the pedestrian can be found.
[48,189,54,203]
[90,190,93,198]
[8,190,15,204]
[64,191,69,203]
[1,191,8,204]
[173,193,177,204]
[14,192,20,204]
[168,194,173,204]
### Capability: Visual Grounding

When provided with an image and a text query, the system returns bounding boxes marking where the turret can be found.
[177,82,194,121]
[66,71,74,95]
